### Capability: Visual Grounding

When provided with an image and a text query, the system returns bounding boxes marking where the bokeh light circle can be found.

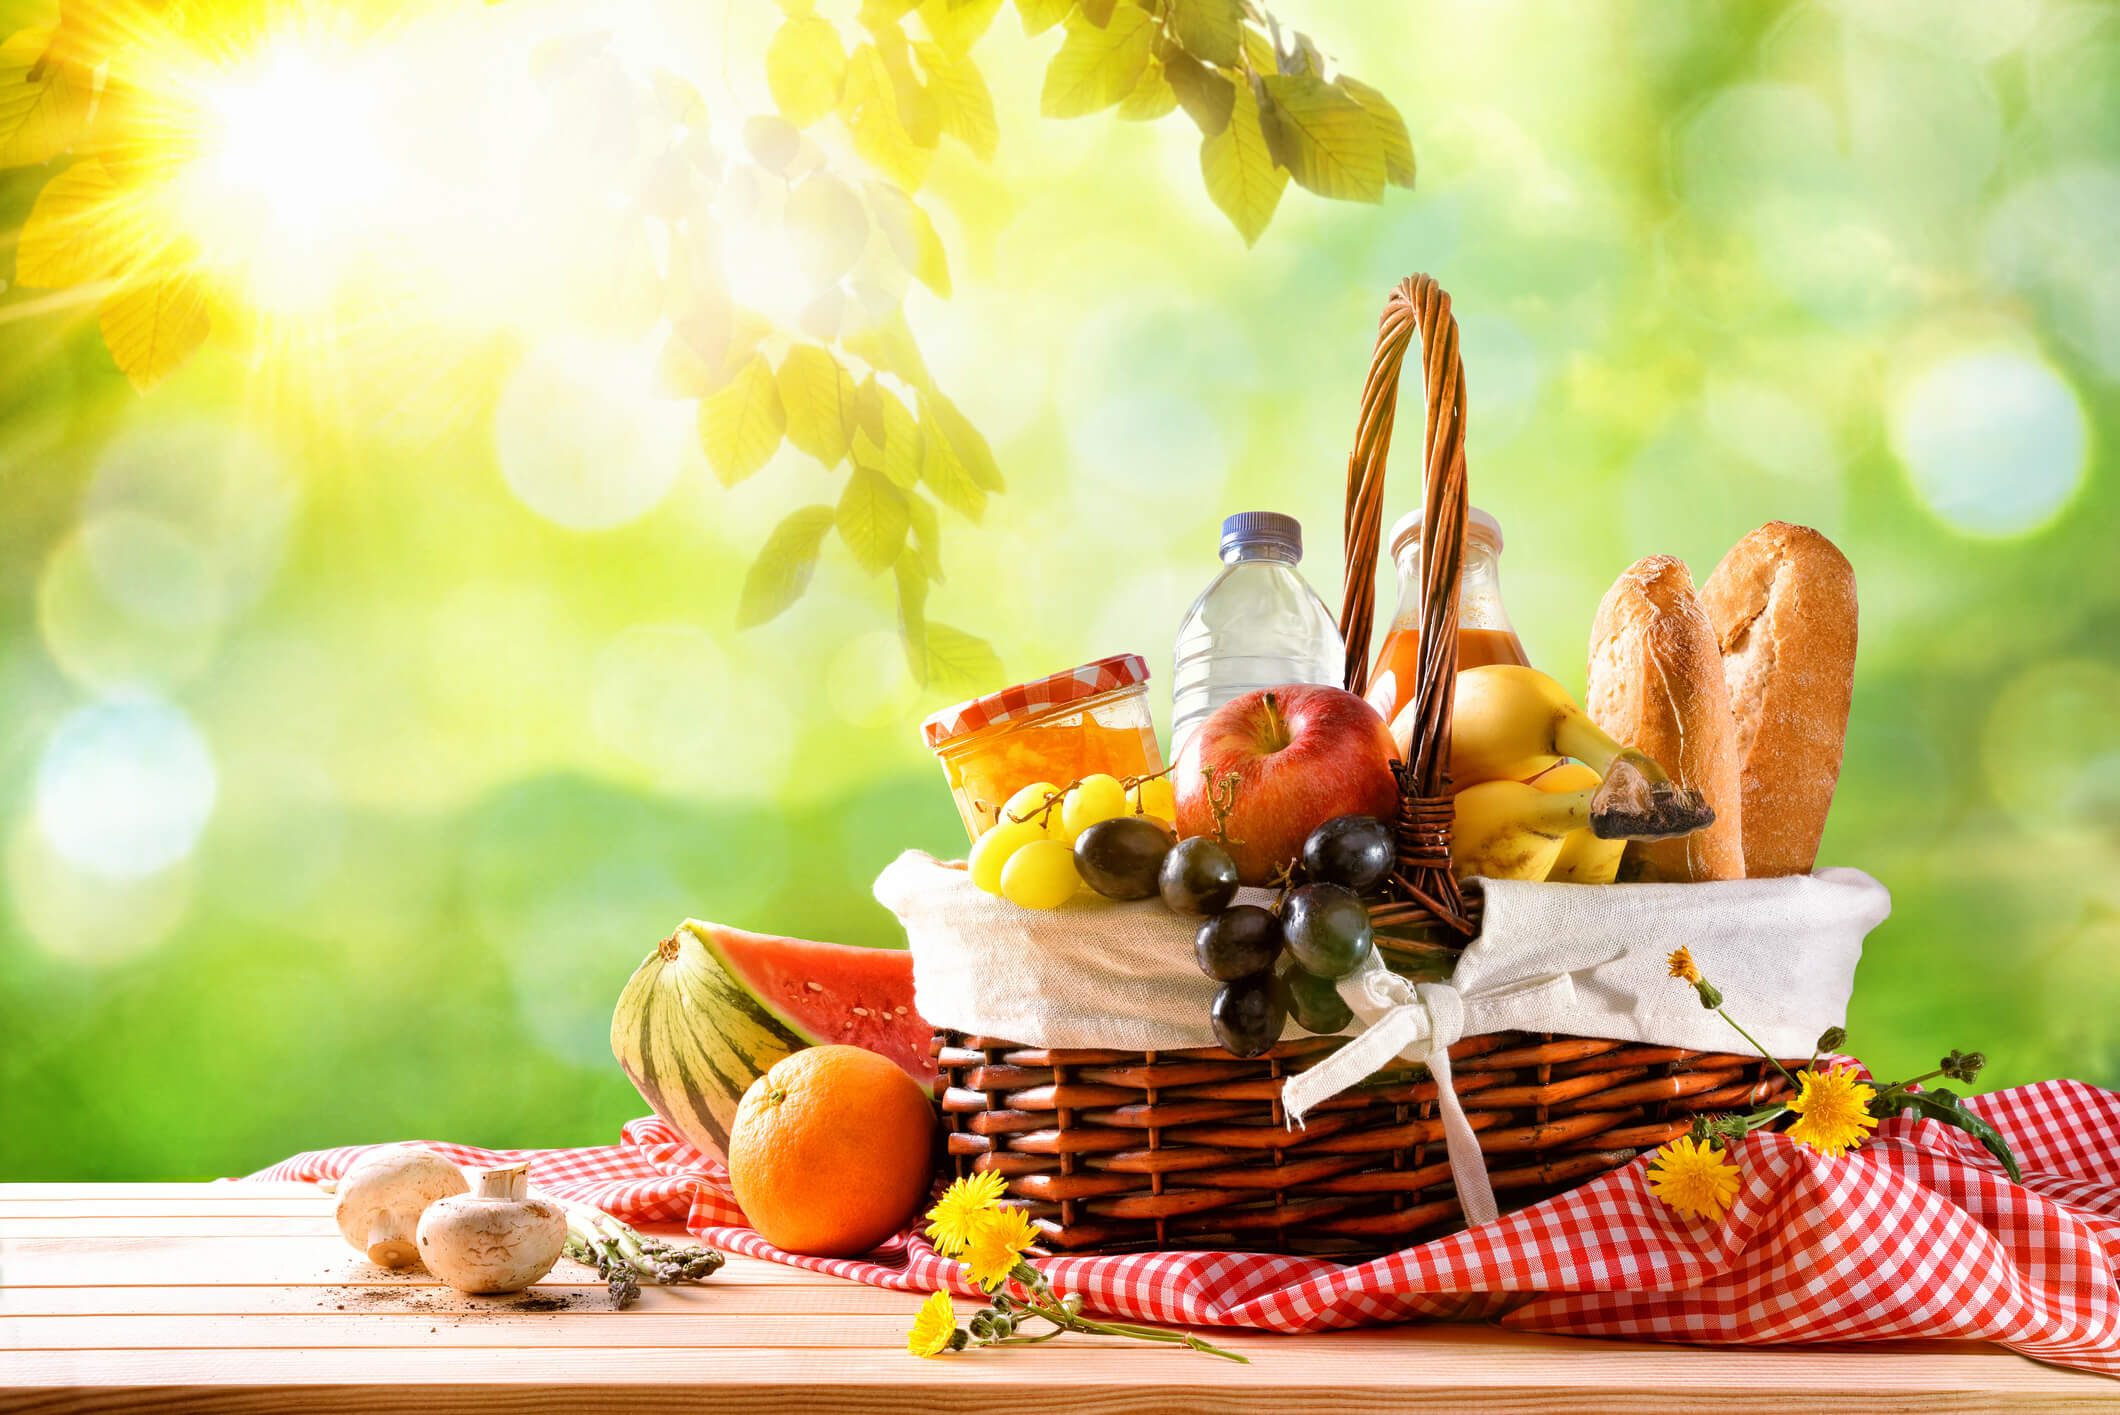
[34,696,219,880]
[496,339,693,530]
[83,419,298,629]
[6,820,194,965]
[1982,659,2120,836]
[1890,349,2087,537]
[590,622,795,796]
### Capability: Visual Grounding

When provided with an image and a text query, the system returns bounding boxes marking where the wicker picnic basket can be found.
[933,275,1795,1257]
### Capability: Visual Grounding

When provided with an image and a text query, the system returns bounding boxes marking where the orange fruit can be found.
[727,1044,937,1257]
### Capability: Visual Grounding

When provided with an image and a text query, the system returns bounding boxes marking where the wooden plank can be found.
[0,1217,343,1238]
[0,1238,853,1288]
[0,1199,347,1219]
[0,1184,323,1200]
[0,1281,932,1318]
[1,1336,2108,1414]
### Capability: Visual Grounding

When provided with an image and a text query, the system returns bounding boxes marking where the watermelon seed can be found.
[805,981,824,991]
[852,1007,870,1017]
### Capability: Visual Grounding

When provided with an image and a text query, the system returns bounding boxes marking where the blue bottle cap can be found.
[1220,511,1302,561]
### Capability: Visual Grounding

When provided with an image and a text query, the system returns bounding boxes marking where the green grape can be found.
[1058,773,1128,842]
[999,839,1081,910]
[1000,781,1062,833]
[969,821,1043,895]
[1127,775,1177,824]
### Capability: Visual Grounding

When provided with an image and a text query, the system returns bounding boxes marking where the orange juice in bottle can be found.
[1365,505,1529,730]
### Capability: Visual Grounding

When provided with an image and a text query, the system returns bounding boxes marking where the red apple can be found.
[1174,685,1401,884]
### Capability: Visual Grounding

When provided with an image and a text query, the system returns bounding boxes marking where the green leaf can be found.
[923,388,1003,492]
[922,620,1003,688]
[918,0,1002,58]
[914,39,997,159]
[1116,57,1177,120]
[842,307,933,391]
[742,113,803,174]
[1163,47,1233,136]
[1887,1089,2022,1184]
[1336,73,1414,188]
[779,344,858,465]
[1016,0,1072,36]
[1262,72,1385,203]
[698,354,787,487]
[16,158,129,287]
[786,172,869,286]
[1167,0,1241,65]
[837,465,912,572]
[1078,0,1116,23]
[1240,24,1277,75]
[99,267,210,392]
[919,395,987,520]
[841,43,936,190]
[854,376,924,489]
[0,28,89,167]
[894,546,931,681]
[737,505,837,628]
[1200,74,1286,246]
[860,0,923,26]
[766,18,847,127]
[866,181,951,297]
[1039,7,1154,119]
[906,488,944,580]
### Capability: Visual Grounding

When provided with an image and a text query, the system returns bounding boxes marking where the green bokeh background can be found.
[4,0,2117,1179]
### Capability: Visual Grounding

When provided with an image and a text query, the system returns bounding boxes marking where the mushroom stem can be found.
[475,1162,531,1202]
[365,1217,419,1268]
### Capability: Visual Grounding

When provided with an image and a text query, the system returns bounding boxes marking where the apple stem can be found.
[1259,692,1291,753]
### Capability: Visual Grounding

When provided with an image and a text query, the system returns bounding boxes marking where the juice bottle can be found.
[1365,504,1529,731]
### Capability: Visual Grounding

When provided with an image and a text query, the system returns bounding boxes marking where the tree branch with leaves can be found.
[0,0,1413,687]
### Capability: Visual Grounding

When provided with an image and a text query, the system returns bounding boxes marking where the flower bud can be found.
[1816,1026,1847,1053]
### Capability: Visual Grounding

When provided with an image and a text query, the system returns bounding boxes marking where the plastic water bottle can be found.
[1170,512,1348,760]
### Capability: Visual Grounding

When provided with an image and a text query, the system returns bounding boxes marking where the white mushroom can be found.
[415,1162,568,1295]
[333,1146,469,1269]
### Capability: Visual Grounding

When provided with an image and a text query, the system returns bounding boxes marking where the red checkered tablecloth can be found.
[252,1078,2120,1377]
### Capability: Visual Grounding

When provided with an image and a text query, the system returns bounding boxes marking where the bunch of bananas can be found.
[1437,666,1714,883]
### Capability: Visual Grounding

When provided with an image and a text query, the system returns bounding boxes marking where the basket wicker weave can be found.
[936,275,1794,1256]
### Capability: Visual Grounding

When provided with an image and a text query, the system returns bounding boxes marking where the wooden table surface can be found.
[3,1183,2117,1413]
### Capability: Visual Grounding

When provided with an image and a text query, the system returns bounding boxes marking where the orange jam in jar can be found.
[923,654,1164,842]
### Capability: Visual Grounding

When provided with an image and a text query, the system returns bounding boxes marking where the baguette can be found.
[1699,522,1857,878]
[1586,556,1745,882]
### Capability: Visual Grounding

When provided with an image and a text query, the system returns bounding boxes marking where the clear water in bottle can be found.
[1170,512,1348,760]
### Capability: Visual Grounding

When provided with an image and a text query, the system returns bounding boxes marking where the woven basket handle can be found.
[1338,275,1473,935]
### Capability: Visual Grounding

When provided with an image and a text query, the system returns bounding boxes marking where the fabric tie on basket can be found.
[247,1079,2120,1378]
[1281,941,1619,1226]
[1279,868,1890,1224]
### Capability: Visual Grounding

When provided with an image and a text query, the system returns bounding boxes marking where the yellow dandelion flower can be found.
[1645,1136,1741,1222]
[924,1169,1007,1256]
[906,1289,957,1358]
[1667,947,1702,984]
[1785,1065,1879,1159]
[961,1204,1039,1291]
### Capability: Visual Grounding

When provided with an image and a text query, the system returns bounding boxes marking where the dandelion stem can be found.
[1717,1008,1803,1092]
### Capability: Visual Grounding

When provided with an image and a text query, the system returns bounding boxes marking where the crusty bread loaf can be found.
[1699,522,1857,878]
[1586,556,1746,882]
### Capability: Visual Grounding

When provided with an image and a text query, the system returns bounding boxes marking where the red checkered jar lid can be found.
[921,654,1151,752]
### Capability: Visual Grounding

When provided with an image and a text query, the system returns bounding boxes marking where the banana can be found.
[1402,664,1715,844]
[1450,779,1592,881]
[1528,762,1625,885]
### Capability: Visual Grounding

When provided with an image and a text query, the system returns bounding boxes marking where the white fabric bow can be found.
[1279,932,1627,1228]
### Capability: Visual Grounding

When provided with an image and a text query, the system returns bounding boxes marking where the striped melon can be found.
[610,920,934,1164]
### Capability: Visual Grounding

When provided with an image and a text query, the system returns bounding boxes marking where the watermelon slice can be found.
[611,921,934,1164]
